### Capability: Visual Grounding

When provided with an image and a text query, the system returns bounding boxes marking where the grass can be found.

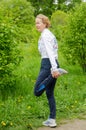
[0,43,86,130]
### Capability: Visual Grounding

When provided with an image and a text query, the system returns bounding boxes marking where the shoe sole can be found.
[43,123,57,128]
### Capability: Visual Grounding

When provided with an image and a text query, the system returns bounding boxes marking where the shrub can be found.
[62,3,86,72]
[0,0,35,97]
[51,10,67,40]
[0,23,19,96]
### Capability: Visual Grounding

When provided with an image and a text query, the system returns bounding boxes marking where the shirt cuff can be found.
[51,68,58,74]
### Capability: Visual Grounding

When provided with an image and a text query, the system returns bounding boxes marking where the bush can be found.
[62,3,86,72]
[0,0,35,98]
[51,10,67,40]
[0,22,19,93]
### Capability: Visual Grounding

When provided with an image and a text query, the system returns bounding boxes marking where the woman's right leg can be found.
[34,69,54,96]
[34,58,55,97]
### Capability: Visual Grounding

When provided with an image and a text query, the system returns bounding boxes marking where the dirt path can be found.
[38,119,86,130]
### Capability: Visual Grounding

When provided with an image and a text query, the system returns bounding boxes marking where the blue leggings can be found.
[34,58,59,119]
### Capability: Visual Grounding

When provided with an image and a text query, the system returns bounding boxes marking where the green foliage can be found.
[0,0,34,26]
[0,0,35,97]
[57,0,82,12]
[51,10,67,40]
[27,0,82,17]
[62,3,86,72]
[28,0,55,17]
[0,22,19,94]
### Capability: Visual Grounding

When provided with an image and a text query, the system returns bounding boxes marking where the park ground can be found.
[38,119,86,130]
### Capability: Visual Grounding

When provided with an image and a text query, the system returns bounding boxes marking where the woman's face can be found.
[35,18,46,32]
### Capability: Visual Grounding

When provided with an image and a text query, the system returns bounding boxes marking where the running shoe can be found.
[57,68,68,75]
[42,118,57,127]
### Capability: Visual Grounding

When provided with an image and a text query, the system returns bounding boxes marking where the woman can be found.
[34,14,67,128]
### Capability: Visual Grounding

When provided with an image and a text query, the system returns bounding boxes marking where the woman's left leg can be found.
[46,78,57,119]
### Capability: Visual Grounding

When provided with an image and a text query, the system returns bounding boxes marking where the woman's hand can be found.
[52,71,61,78]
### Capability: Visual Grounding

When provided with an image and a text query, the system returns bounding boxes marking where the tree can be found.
[27,0,55,17]
[57,0,82,12]
[63,3,86,72]
[27,0,82,17]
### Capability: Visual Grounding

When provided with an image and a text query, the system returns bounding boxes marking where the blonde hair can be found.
[36,14,51,28]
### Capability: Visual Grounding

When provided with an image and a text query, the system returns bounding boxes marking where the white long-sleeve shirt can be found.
[38,28,58,71]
